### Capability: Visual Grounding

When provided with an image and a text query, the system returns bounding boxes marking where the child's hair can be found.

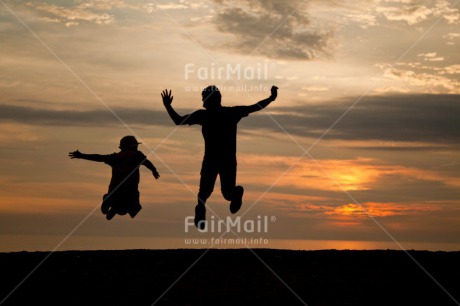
[119,135,141,150]
[202,85,222,106]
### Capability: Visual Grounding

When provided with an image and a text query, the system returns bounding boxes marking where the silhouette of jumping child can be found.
[69,136,160,220]
[162,85,278,229]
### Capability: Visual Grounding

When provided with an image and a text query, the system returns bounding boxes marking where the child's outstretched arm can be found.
[243,85,278,114]
[69,150,106,162]
[143,159,160,179]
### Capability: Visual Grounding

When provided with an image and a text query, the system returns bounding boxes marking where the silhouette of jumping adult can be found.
[69,136,160,220]
[162,85,278,229]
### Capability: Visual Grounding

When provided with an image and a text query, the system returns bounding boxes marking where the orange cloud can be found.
[0,123,40,143]
[239,155,460,192]
[325,202,438,219]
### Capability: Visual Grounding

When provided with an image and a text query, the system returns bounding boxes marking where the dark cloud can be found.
[355,146,453,152]
[241,94,460,146]
[208,0,334,60]
[2,94,459,146]
[355,175,460,203]
[0,104,170,127]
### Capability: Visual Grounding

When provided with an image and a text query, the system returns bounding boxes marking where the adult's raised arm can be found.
[243,85,278,114]
[161,89,189,125]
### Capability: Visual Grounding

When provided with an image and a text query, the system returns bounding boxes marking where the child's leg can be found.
[128,192,142,218]
[106,208,117,220]
[102,194,111,214]
[104,192,125,220]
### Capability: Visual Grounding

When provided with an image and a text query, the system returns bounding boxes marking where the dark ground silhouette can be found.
[1,249,459,305]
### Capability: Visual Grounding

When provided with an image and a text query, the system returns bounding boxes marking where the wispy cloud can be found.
[301,86,329,92]
[443,32,460,45]
[417,52,444,62]
[381,67,458,93]
[345,12,378,28]
[376,4,433,25]
[27,1,115,26]
[375,0,459,25]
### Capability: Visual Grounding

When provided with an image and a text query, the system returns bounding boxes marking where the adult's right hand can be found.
[161,89,173,106]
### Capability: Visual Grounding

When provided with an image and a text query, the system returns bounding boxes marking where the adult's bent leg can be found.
[220,159,244,214]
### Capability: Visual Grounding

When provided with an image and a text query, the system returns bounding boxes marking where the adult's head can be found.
[119,135,141,151]
[202,85,222,110]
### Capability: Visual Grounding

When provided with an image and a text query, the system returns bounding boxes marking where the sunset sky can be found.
[1,0,459,252]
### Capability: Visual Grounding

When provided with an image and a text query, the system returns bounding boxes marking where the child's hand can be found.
[270,86,278,100]
[153,170,160,180]
[69,150,82,159]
